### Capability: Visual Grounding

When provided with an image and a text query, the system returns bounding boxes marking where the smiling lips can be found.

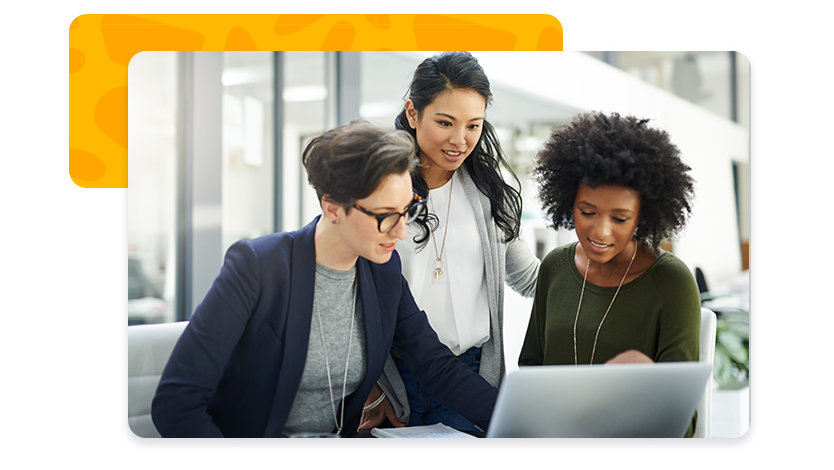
[588,239,614,252]
[589,239,612,247]
[442,149,464,160]
[380,241,397,253]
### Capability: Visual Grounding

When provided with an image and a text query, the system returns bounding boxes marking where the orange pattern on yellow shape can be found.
[321,21,357,50]
[226,27,258,50]
[364,15,392,30]
[274,14,327,36]
[101,15,206,66]
[69,48,85,73]
[94,86,128,149]
[413,15,518,50]
[538,26,564,51]
[69,14,562,188]
[69,148,107,183]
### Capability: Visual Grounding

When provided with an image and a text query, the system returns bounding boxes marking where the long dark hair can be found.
[395,51,522,247]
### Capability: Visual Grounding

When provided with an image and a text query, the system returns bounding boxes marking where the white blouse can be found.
[400,173,490,355]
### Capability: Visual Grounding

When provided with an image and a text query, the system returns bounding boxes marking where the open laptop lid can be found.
[486,361,711,438]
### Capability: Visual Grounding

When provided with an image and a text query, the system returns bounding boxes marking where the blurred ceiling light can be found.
[221,67,270,86]
[283,85,327,102]
[360,102,399,118]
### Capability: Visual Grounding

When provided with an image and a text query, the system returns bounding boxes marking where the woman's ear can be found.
[405,100,418,128]
[320,195,343,224]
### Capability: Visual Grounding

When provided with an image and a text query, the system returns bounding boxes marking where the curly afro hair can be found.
[533,112,695,248]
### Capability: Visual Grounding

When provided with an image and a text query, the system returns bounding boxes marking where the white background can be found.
[1,1,829,468]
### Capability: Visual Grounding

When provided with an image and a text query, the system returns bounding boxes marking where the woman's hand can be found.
[358,384,405,430]
[605,349,654,364]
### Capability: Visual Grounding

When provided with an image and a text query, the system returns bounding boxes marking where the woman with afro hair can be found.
[519,111,700,370]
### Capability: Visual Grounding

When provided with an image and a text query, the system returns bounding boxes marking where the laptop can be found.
[486,361,711,438]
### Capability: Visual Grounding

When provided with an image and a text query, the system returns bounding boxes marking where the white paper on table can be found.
[370,423,476,438]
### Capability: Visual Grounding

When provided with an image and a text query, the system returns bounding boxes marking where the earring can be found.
[332,219,339,225]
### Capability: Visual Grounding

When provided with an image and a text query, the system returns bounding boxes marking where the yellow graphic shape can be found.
[94,86,128,149]
[69,14,563,188]
[226,27,257,50]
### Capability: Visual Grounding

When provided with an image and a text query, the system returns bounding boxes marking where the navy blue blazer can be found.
[152,217,498,437]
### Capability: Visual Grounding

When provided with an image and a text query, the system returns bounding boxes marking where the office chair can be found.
[694,267,709,294]
[128,321,188,437]
[693,308,717,438]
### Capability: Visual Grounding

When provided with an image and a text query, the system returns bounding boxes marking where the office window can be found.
[128,51,277,324]
[358,51,417,128]
[127,51,178,325]
[281,52,329,230]
[221,52,275,248]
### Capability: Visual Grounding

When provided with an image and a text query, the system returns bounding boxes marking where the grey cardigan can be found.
[378,165,540,423]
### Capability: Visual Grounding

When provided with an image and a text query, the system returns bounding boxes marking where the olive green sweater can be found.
[519,242,700,366]
[518,242,701,437]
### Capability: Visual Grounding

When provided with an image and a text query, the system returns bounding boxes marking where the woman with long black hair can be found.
[360,52,540,433]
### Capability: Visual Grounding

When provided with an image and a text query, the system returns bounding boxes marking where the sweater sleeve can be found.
[653,255,702,363]
[375,355,409,423]
[504,236,541,298]
[518,250,556,366]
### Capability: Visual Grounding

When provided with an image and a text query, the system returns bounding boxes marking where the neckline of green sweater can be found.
[565,242,670,293]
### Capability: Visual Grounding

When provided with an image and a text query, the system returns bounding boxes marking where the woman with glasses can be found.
[359,52,540,433]
[151,120,497,437]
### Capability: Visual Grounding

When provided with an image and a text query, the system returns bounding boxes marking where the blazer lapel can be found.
[263,217,318,437]
[357,258,384,380]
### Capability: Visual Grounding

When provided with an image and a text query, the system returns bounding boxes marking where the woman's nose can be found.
[449,128,466,147]
[390,215,408,240]
[593,221,612,238]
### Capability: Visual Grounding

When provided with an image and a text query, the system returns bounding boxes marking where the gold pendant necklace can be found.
[429,174,453,282]
[573,241,638,365]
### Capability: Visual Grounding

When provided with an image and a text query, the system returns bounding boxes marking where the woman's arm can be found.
[151,240,261,437]
[390,274,498,431]
[654,257,702,363]
[517,249,557,366]
[504,236,540,298]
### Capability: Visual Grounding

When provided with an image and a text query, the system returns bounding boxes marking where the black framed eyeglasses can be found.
[353,194,427,233]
